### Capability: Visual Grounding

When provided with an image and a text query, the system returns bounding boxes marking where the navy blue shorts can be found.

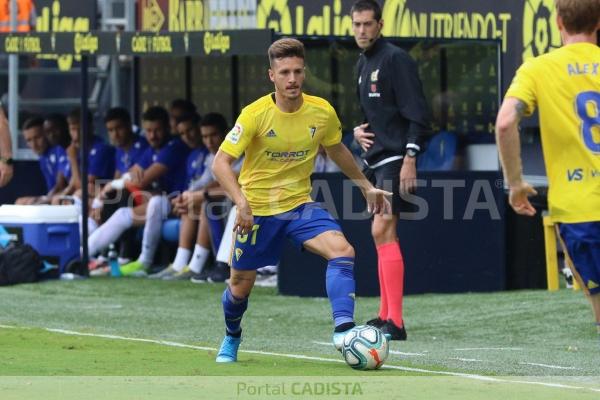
[230,202,342,270]
[558,221,600,295]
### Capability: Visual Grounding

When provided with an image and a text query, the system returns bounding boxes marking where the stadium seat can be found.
[417,131,457,171]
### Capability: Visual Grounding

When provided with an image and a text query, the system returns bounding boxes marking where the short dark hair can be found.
[104,107,132,126]
[44,113,68,133]
[44,113,70,147]
[67,107,93,127]
[350,0,382,21]
[22,116,44,131]
[200,112,228,136]
[268,38,305,65]
[170,98,197,115]
[175,112,201,127]
[142,106,170,131]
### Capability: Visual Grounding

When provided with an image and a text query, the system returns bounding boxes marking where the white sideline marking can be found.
[80,304,123,310]
[312,340,427,356]
[519,362,579,371]
[1,325,599,394]
[455,347,523,351]
[314,340,583,374]
[449,357,486,363]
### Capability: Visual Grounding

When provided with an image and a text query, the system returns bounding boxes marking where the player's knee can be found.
[229,272,254,297]
[114,207,132,222]
[147,196,161,212]
[371,220,396,243]
[331,241,355,259]
[148,196,169,218]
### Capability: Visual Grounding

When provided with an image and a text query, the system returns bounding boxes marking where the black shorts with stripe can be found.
[362,159,416,215]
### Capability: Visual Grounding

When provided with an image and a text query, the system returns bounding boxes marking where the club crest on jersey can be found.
[266,129,277,138]
[369,83,381,98]
[309,126,317,139]
[370,69,379,82]
[235,248,243,261]
[227,124,243,144]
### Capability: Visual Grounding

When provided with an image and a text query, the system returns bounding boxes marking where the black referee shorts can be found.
[362,159,416,215]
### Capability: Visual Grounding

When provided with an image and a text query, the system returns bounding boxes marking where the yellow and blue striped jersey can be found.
[220,93,342,216]
[505,42,600,223]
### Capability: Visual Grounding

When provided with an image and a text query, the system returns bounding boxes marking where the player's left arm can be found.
[324,142,391,215]
[388,52,431,195]
[212,150,253,234]
[495,97,537,216]
[390,51,430,153]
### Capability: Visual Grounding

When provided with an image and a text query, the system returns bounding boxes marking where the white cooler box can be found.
[0,205,80,273]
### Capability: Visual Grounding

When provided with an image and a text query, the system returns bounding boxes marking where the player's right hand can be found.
[365,186,393,215]
[353,123,374,152]
[508,181,537,216]
[235,200,254,235]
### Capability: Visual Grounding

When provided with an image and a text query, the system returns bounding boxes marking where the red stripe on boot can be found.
[376,241,404,328]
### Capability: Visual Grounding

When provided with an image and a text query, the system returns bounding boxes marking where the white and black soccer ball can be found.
[341,325,389,370]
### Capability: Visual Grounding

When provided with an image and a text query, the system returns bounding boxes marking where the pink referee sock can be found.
[377,255,388,320]
[376,241,405,328]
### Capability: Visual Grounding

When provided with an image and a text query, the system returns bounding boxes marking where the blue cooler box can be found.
[0,205,80,273]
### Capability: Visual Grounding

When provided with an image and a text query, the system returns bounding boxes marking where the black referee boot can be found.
[381,319,407,341]
[365,317,386,329]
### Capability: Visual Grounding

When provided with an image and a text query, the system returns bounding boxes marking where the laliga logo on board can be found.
[257,0,353,36]
[73,32,99,55]
[203,31,231,55]
[36,0,92,70]
[257,0,293,34]
[382,0,411,36]
[522,0,561,60]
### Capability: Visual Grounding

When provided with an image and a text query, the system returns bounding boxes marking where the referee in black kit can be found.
[350,0,430,340]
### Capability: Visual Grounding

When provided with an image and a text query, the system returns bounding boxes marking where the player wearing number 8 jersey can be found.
[211,38,392,362]
[496,0,600,336]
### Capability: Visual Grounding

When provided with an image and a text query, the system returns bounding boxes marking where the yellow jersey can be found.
[505,42,600,223]
[220,93,342,216]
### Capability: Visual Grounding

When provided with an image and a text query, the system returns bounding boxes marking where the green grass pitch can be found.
[0,279,598,399]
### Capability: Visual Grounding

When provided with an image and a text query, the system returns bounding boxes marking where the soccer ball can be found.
[341,325,389,370]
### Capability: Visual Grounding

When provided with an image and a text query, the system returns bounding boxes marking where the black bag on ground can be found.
[0,243,42,285]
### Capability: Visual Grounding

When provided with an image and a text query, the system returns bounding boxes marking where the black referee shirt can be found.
[356,37,430,167]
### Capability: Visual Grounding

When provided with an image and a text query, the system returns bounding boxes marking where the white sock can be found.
[87,207,133,256]
[216,206,237,264]
[138,195,171,266]
[88,217,98,235]
[257,265,278,274]
[172,247,192,271]
[188,244,210,273]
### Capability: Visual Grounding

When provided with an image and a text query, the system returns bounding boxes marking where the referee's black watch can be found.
[405,149,418,158]
[0,156,13,165]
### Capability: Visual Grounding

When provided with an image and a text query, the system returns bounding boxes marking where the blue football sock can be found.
[326,257,356,328]
[222,286,248,336]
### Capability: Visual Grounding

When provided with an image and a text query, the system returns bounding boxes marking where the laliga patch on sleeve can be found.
[227,124,243,144]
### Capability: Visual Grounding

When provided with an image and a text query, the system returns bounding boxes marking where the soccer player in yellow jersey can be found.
[496,0,600,336]
[211,38,392,362]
